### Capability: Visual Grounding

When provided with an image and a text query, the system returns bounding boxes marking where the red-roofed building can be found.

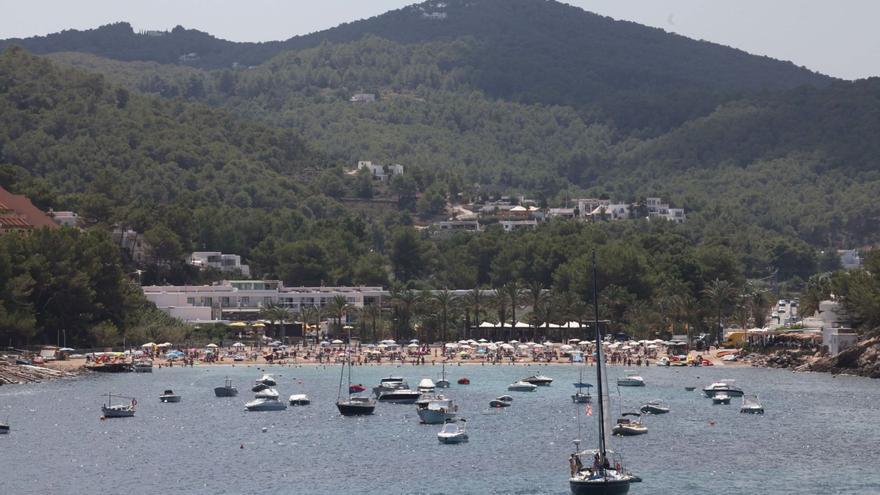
[0,185,59,235]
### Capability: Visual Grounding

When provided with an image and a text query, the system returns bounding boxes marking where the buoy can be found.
[240,444,244,449]
[709,421,716,426]
[262,427,268,433]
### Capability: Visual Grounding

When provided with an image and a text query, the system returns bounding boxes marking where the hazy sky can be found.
[2,0,878,80]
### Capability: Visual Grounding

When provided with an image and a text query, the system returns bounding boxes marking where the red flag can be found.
[585,404,593,416]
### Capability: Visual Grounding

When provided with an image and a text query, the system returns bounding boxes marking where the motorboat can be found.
[437,419,468,444]
[417,396,457,424]
[490,399,511,408]
[712,392,731,405]
[132,359,153,373]
[436,361,450,388]
[159,390,181,403]
[684,386,696,392]
[101,393,136,418]
[252,383,270,393]
[337,396,376,416]
[703,380,744,397]
[497,395,513,403]
[522,374,554,386]
[373,376,409,397]
[214,377,238,397]
[254,388,280,399]
[612,413,648,436]
[639,400,669,415]
[740,394,764,414]
[508,381,538,392]
[616,371,645,387]
[418,378,436,393]
[245,389,287,411]
[256,374,276,387]
[288,394,311,406]
[569,252,639,495]
[378,389,422,404]
[0,421,9,434]
[457,377,470,385]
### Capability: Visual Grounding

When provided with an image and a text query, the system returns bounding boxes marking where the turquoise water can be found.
[2,363,879,494]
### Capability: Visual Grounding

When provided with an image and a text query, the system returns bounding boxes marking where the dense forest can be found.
[2,1,879,346]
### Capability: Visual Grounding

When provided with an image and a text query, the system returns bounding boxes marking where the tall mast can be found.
[591,250,608,464]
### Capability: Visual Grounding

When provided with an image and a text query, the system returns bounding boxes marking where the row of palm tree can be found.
[253,279,767,344]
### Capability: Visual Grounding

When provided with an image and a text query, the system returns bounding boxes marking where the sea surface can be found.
[2,363,879,495]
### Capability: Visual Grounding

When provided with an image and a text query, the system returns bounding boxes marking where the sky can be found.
[1,0,878,80]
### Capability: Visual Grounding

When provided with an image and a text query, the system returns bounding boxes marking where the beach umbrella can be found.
[509,340,520,344]
[252,322,266,328]
[229,321,247,328]
[647,344,658,349]
[141,342,156,348]
[320,341,331,346]
[560,344,573,351]
[478,338,488,343]
[500,343,514,350]
[232,342,245,348]
[331,339,344,344]
[407,343,418,348]
[458,339,469,345]
[532,344,544,349]
[410,339,419,344]
[377,344,387,349]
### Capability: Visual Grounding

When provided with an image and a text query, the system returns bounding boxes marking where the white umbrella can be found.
[407,343,418,348]
[232,342,245,348]
[533,344,545,349]
[141,342,156,348]
[331,339,344,344]
[444,343,458,348]
[500,343,514,350]
[560,344,573,351]
[478,338,488,343]
[206,343,218,348]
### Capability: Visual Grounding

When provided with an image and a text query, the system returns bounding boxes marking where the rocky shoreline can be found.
[744,335,880,378]
[0,361,77,385]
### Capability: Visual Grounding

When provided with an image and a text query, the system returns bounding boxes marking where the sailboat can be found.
[572,365,593,404]
[436,360,451,388]
[336,330,376,416]
[569,251,639,495]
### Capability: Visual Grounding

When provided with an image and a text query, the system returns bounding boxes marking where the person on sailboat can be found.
[569,454,578,477]
[574,453,583,472]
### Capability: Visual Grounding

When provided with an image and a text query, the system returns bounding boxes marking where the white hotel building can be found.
[142,280,386,323]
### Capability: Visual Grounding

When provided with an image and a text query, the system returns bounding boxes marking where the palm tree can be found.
[702,279,738,345]
[433,289,457,343]
[525,281,546,342]
[500,281,524,341]
[328,295,352,340]
[490,290,509,342]
[260,303,293,343]
[300,305,324,344]
[390,285,418,341]
[462,287,486,339]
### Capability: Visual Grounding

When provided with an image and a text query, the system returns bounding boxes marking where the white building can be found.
[646,197,686,223]
[49,210,79,227]
[806,300,860,355]
[357,161,404,182]
[433,220,482,234]
[350,93,376,103]
[142,281,386,323]
[592,203,630,221]
[838,250,862,270]
[189,252,251,277]
[499,220,538,232]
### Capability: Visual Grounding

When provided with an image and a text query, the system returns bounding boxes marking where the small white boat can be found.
[246,389,287,411]
[288,394,311,406]
[101,394,136,418]
[417,396,457,424]
[159,389,181,403]
[256,374,276,386]
[373,376,409,397]
[254,388,280,399]
[740,394,764,414]
[712,392,731,405]
[437,419,468,444]
[508,381,538,392]
[640,400,669,414]
[522,374,554,386]
[703,380,744,397]
[617,371,645,387]
[378,389,422,404]
[612,412,648,436]
[132,359,153,373]
[418,378,436,393]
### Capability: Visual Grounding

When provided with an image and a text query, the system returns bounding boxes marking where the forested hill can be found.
[0,0,832,131]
